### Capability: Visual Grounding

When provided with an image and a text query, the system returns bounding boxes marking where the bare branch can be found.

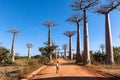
[27,43,33,48]
[42,20,58,27]
[71,0,99,11]
[96,0,120,14]
[7,29,20,34]
[63,44,68,50]
[64,31,76,37]
[66,14,83,24]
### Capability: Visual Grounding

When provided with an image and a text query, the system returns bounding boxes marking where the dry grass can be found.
[91,64,120,77]
[0,58,42,80]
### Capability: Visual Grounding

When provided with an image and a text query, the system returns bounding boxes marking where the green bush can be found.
[5,59,14,65]
[0,47,10,64]
[27,59,39,66]
[39,56,49,64]
[90,51,105,64]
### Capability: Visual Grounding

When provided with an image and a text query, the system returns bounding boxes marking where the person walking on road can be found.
[56,61,60,74]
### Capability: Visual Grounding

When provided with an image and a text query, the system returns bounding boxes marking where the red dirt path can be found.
[31,58,119,80]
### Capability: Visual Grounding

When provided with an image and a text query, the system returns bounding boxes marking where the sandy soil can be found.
[31,58,119,80]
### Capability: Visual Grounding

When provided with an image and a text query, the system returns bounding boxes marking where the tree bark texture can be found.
[76,23,82,63]
[48,26,51,47]
[11,33,15,62]
[28,48,31,59]
[64,48,67,60]
[105,14,114,64]
[83,9,91,64]
[69,37,73,60]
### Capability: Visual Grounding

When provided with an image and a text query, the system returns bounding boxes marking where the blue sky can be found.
[0,0,120,56]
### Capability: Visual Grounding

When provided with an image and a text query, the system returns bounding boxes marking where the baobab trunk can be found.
[11,33,15,62]
[55,50,57,59]
[48,26,51,47]
[76,23,82,63]
[50,54,52,63]
[83,9,90,64]
[28,48,31,59]
[105,13,114,64]
[69,37,73,60]
[64,48,67,59]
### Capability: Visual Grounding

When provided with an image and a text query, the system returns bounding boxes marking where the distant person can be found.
[56,61,60,73]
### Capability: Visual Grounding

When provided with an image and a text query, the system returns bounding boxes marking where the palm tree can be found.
[71,0,99,64]
[96,0,120,64]
[64,31,76,60]
[63,44,68,59]
[42,20,58,47]
[39,45,58,62]
[27,43,33,59]
[66,14,83,63]
[7,29,19,62]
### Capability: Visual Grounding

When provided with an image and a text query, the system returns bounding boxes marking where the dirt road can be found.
[31,59,119,80]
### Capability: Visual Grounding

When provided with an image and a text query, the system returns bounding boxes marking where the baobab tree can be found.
[96,0,120,64]
[100,44,105,55]
[42,20,58,47]
[27,43,33,59]
[7,29,20,62]
[63,44,68,59]
[66,14,83,63]
[64,31,76,60]
[71,0,99,64]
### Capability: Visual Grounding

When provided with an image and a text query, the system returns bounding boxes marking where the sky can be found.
[0,0,120,56]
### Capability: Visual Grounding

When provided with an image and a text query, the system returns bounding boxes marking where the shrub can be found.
[39,56,49,64]
[90,51,105,64]
[27,59,38,66]
[5,59,14,65]
[0,47,10,64]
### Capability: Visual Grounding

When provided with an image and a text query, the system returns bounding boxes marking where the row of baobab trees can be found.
[66,0,120,65]
[43,0,120,65]
[7,29,33,61]
[7,0,120,65]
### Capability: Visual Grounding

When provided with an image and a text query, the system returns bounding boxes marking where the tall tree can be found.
[27,43,33,59]
[71,0,99,64]
[42,20,58,47]
[64,31,76,60]
[39,45,58,62]
[96,0,120,64]
[63,44,68,59]
[7,29,19,62]
[99,44,105,55]
[66,14,83,63]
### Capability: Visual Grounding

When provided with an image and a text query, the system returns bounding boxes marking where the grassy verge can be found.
[0,58,43,80]
[90,64,120,77]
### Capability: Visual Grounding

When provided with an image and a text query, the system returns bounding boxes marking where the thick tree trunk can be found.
[102,48,104,55]
[76,23,82,63]
[55,50,57,59]
[69,37,73,60]
[48,26,51,47]
[28,48,31,59]
[64,48,67,60]
[105,14,114,64]
[50,54,52,62]
[83,9,91,64]
[11,33,15,62]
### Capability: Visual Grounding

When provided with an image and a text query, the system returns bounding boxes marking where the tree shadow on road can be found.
[32,76,120,80]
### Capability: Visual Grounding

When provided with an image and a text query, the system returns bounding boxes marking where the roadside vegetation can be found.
[89,46,120,77]
[0,46,50,80]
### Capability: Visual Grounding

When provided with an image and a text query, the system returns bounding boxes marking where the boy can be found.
[56,61,60,73]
